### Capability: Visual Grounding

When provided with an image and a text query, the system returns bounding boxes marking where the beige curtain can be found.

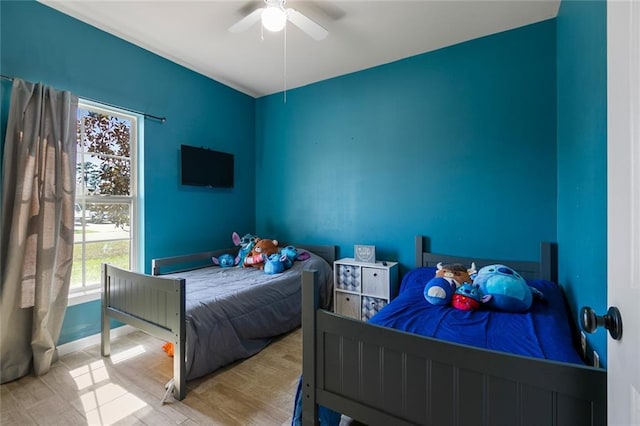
[0,78,78,383]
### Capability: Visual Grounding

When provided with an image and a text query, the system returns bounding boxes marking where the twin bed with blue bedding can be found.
[299,236,606,425]
[368,266,584,365]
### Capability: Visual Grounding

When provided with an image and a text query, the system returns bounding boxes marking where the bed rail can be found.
[101,263,186,400]
[152,247,237,275]
[302,269,606,426]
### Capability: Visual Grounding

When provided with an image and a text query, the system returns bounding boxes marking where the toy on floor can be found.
[162,341,174,357]
[423,262,476,305]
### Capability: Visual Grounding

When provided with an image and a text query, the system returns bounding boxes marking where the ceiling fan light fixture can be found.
[262,6,287,32]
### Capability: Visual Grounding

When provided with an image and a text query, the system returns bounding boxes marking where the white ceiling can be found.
[38,1,560,98]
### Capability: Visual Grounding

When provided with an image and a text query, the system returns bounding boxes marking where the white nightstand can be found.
[333,258,399,321]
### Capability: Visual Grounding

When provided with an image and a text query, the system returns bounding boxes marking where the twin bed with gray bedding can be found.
[101,244,335,401]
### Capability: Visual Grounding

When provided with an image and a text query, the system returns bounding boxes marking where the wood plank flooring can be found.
[1,327,307,425]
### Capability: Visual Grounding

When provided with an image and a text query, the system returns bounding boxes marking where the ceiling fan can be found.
[228,0,328,41]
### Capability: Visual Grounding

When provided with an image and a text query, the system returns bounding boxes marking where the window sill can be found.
[68,288,101,306]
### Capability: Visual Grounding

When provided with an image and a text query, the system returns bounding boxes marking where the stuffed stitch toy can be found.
[451,283,492,311]
[232,231,258,267]
[423,262,476,305]
[212,253,238,267]
[264,253,288,274]
[279,245,311,270]
[472,264,543,312]
[244,238,279,269]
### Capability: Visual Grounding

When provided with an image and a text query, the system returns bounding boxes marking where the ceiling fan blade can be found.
[286,8,328,41]
[228,8,263,33]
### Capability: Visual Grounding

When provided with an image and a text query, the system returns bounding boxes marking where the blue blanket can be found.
[369,266,585,364]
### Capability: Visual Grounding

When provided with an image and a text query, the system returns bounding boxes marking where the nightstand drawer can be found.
[336,264,361,292]
[361,296,387,321]
[335,292,361,319]
[362,267,388,297]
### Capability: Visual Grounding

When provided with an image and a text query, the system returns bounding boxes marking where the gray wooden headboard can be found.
[297,244,336,265]
[414,235,557,282]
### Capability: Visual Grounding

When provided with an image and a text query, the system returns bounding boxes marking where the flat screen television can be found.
[180,144,234,188]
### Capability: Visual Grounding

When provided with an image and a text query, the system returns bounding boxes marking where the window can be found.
[70,101,140,302]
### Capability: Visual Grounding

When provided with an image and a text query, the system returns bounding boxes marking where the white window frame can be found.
[69,100,142,305]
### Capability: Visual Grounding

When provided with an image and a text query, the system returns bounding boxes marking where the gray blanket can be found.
[165,251,333,380]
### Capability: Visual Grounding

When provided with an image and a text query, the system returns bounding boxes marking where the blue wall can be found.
[0,1,256,343]
[256,20,558,272]
[556,0,607,365]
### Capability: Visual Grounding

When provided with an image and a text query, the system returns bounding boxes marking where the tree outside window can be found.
[71,103,138,296]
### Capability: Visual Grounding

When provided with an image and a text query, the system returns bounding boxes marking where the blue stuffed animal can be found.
[424,276,458,305]
[279,246,297,270]
[232,231,258,268]
[279,245,311,270]
[212,253,237,267]
[264,253,288,275]
[473,264,543,312]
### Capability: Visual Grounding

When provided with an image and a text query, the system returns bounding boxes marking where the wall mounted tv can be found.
[180,144,234,188]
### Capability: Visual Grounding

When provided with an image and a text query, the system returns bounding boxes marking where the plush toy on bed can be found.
[244,238,280,269]
[264,253,288,274]
[472,264,544,312]
[232,231,258,267]
[211,253,238,267]
[261,245,312,273]
[423,262,476,305]
[279,245,311,269]
[451,283,492,311]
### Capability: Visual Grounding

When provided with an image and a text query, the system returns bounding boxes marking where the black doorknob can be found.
[580,306,623,340]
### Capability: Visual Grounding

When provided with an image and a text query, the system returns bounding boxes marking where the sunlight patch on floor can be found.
[81,383,147,425]
[69,360,109,390]
[67,348,150,425]
[110,345,146,364]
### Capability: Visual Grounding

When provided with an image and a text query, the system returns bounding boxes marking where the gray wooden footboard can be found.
[301,270,606,426]
[101,263,187,400]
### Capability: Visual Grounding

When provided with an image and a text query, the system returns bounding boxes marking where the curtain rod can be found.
[1,74,166,123]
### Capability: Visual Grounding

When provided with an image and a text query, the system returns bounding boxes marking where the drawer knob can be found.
[346,297,350,301]
[373,273,378,277]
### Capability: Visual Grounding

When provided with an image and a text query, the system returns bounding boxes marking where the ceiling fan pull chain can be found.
[283,23,287,103]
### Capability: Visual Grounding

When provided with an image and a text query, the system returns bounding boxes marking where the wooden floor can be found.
[1,328,306,425]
